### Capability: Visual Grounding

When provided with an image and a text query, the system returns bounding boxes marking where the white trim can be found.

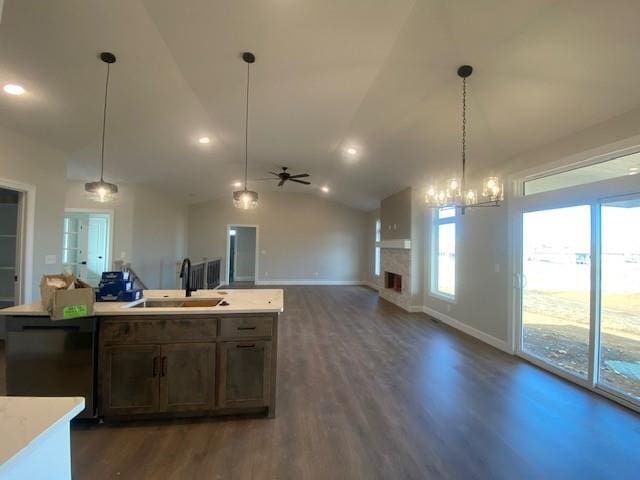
[64,208,114,274]
[233,276,254,282]
[0,177,35,303]
[422,305,510,353]
[255,280,368,286]
[406,305,423,313]
[428,290,457,304]
[225,224,259,285]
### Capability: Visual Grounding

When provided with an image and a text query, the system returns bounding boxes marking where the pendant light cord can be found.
[244,61,250,191]
[100,62,111,183]
[461,76,467,191]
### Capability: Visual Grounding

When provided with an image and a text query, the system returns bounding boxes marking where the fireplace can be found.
[385,271,402,293]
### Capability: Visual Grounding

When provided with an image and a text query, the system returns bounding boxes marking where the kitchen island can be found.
[1,289,283,421]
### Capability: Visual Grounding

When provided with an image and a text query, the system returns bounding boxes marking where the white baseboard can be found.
[254,279,368,286]
[407,305,423,313]
[362,281,380,291]
[422,305,510,353]
[233,276,255,282]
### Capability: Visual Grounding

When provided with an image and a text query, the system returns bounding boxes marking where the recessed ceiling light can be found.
[629,167,638,172]
[198,136,211,144]
[346,147,357,155]
[3,84,25,96]
[321,185,330,193]
[232,181,242,187]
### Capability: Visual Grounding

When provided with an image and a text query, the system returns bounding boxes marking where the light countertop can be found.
[0,289,284,317]
[0,396,85,472]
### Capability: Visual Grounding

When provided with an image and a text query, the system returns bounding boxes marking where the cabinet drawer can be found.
[101,317,218,343]
[219,316,272,338]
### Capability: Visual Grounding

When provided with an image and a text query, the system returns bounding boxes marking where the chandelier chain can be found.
[461,76,467,189]
[244,61,250,191]
[100,62,111,182]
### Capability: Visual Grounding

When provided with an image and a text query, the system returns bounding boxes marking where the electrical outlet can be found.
[264,271,268,277]
[494,263,501,273]
[446,304,451,313]
[314,272,319,277]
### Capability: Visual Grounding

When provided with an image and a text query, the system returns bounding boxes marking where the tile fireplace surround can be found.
[379,248,412,310]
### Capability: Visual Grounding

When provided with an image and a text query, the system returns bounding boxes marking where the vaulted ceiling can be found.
[1,0,640,209]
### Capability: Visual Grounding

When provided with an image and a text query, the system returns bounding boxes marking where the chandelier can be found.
[425,65,503,211]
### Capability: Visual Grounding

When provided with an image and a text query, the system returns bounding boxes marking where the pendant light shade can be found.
[233,189,259,210]
[85,52,118,203]
[233,52,259,209]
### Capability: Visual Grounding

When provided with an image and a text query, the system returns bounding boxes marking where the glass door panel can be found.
[522,205,592,378]
[599,198,640,401]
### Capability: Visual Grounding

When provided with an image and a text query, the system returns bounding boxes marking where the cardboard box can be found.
[101,271,130,281]
[98,280,133,296]
[96,288,143,302]
[40,274,95,320]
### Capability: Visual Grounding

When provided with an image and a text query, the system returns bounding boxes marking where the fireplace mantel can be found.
[380,239,411,250]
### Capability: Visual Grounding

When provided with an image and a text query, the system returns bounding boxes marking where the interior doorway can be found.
[63,210,113,287]
[226,225,258,286]
[0,188,22,308]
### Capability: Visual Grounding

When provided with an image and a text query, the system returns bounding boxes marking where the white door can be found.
[63,212,110,287]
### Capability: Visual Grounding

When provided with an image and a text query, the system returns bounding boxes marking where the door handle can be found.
[161,356,167,377]
[152,356,159,377]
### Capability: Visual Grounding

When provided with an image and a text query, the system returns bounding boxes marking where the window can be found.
[524,150,640,195]
[431,208,456,299]
[374,219,381,276]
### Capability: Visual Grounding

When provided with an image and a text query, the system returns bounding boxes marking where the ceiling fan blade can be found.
[269,171,281,176]
[278,179,286,187]
[290,179,311,185]
[288,173,310,179]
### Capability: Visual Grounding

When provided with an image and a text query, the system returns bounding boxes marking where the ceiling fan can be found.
[257,167,311,187]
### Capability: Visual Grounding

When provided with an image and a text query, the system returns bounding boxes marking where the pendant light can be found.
[425,65,503,212]
[233,52,259,210]
[85,52,119,203]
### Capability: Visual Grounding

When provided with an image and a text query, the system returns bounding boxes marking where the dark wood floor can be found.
[3,286,640,479]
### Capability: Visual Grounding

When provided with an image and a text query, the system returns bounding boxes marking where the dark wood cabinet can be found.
[219,340,271,408]
[160,343,216,412]
[101,344,161,416]
[99,313,278,420]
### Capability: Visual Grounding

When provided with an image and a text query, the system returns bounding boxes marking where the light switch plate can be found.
[45,255,57,265]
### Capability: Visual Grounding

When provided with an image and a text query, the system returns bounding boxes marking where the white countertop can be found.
[0,288,284,316]
[0,396,85,471]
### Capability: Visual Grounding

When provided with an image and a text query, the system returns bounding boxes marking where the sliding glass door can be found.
[522,205,592,378]
[516,193,640,408]
[599,197,640,401]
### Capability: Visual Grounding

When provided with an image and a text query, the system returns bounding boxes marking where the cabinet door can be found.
[159,343,216,412]
[101,344,160,416]
[219,341,271,408]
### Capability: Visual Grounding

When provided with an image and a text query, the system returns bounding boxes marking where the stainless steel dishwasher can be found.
[5,316,97,418]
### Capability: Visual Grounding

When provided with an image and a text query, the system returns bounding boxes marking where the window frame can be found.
[374,219,381,277]
[430,208,457,302]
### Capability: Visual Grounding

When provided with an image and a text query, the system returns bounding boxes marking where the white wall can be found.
[66,182,187,289]
[0,125,67,301]
[421,107,640,349]
[188,192,368,284]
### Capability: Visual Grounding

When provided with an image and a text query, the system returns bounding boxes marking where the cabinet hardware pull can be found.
[152,356,159,377]
[161,356,167,376]
[237,326,256,331]
[236,344,255,349]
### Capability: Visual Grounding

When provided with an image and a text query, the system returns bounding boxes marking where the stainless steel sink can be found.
[127,298,223,308]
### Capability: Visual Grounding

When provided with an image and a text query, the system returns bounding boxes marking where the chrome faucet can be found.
[179,258,194,297]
